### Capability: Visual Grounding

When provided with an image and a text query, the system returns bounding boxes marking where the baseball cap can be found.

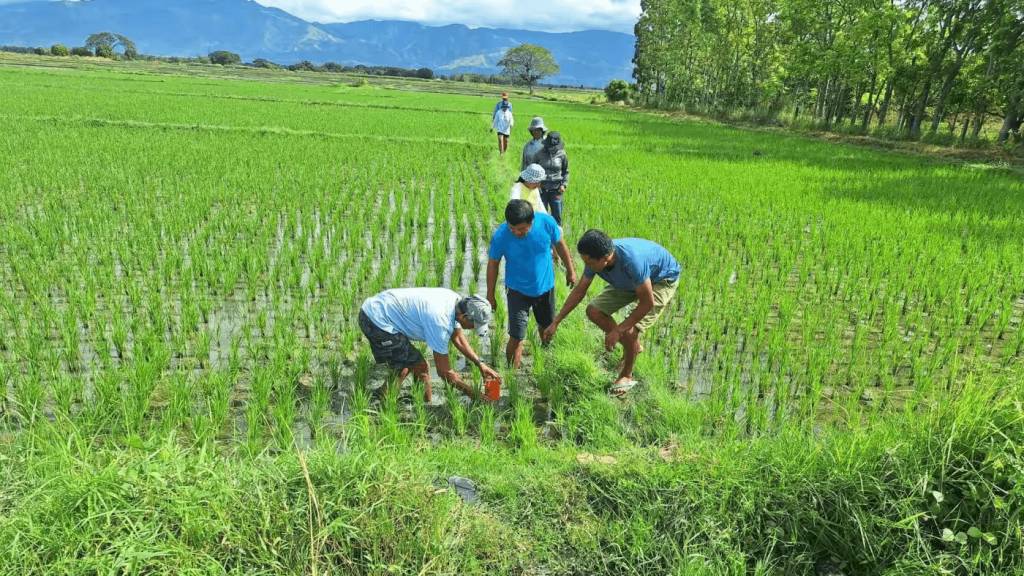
[458,295,493,338]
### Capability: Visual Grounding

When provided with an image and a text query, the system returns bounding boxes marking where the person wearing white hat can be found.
[359,289,500,402]
[509,163,548,215]
[521,117,548,170]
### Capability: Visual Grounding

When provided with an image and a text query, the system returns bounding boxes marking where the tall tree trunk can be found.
[896,92,911,130]
[793,79,809,123]
[930,48,970,134]
[998,84,1023,143]
[828,81,847,127]
[816,79,830,120]
[910,80,932,137]
[877,80,894,127]
[862,73,879,131]
[960,118,970,141]
[850,82,864,127]
[971,113,985,138]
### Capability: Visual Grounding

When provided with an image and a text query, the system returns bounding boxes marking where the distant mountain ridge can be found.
[0,0,635,87]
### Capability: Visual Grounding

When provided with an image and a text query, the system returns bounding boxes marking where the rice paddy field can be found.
[0,60,1022,575]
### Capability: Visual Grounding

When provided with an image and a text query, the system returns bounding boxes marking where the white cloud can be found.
[253,0,640,34]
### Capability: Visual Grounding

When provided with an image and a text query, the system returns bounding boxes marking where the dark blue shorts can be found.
[507,287,556,341]
[358,310,425,370]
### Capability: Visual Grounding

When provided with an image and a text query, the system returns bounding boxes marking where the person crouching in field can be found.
[359,288,501,402]
[487,199,577,368]
[542,230,680,397]
[490,92,514,155]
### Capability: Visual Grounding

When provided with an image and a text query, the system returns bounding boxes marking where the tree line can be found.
[632,0,1024,143]
[3,33,581,91]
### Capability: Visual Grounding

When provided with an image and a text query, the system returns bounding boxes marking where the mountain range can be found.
[0,0,636,87]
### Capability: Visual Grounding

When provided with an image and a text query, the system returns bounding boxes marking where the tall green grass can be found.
[0,63,1021,574]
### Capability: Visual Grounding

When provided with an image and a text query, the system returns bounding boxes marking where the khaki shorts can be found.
[589,278,678,332]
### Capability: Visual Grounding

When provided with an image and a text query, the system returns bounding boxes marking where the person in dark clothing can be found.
[521,117,547,170]
[536,131,569,226]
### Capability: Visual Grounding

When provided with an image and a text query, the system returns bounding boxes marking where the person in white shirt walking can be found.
[359,288,500,402]
[490,92,514,155]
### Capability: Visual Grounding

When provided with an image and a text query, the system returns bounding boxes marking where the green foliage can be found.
[288,60,316,72]
[632,0,1024,144]
[50,44,69,57]
[94,44,113,59]
[251,58,279,69]
[209,50,241,66]
[605,79,631,102]
[85,31,136,55]
[0,62,1021,574]
[70,46,93,57]
[497,43,560,93]
[33,46,48,56]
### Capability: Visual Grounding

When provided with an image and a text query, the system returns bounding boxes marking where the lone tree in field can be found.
[209,50,241,65]
[498,44,559,94]
[85,32,136,56]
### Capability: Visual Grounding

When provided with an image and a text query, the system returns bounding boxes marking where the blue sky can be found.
[0,0,641,34]
[253,0,640,34]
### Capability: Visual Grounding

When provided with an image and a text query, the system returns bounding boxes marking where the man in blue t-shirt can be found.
[543,229,680,396]
[487,199,577,368]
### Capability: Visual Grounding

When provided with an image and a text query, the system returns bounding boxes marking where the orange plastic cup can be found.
[484,379,501,401]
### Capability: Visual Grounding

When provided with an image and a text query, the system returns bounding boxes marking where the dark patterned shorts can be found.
[358,310,425,370]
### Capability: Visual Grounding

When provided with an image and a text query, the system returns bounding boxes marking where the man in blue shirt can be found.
[487,200,577,368]
[543,229,680,396]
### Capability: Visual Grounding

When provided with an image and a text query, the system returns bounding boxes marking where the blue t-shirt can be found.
[583,238,680,291]
[488,212,561,297]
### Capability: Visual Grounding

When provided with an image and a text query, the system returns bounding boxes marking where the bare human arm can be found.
[541,275,592,341]
[450,328,501,381]
[604,279,655,349]
[432,351,471,396]
[553,238,577,287]
[486,258,501,310]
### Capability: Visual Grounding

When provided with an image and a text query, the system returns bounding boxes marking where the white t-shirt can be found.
[361,288,460,354]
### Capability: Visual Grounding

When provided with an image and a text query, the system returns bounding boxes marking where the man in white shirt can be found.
[359,288,500,402]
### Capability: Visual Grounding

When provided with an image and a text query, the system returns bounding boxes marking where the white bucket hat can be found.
[527,117,547,132]
[520,164,545,184]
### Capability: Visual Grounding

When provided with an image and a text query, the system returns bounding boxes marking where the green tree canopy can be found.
[209,51,241,66]
[85,32,136,55]
[498,44,560,94]
[631,0,1024,144]
[605,79,631,102]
